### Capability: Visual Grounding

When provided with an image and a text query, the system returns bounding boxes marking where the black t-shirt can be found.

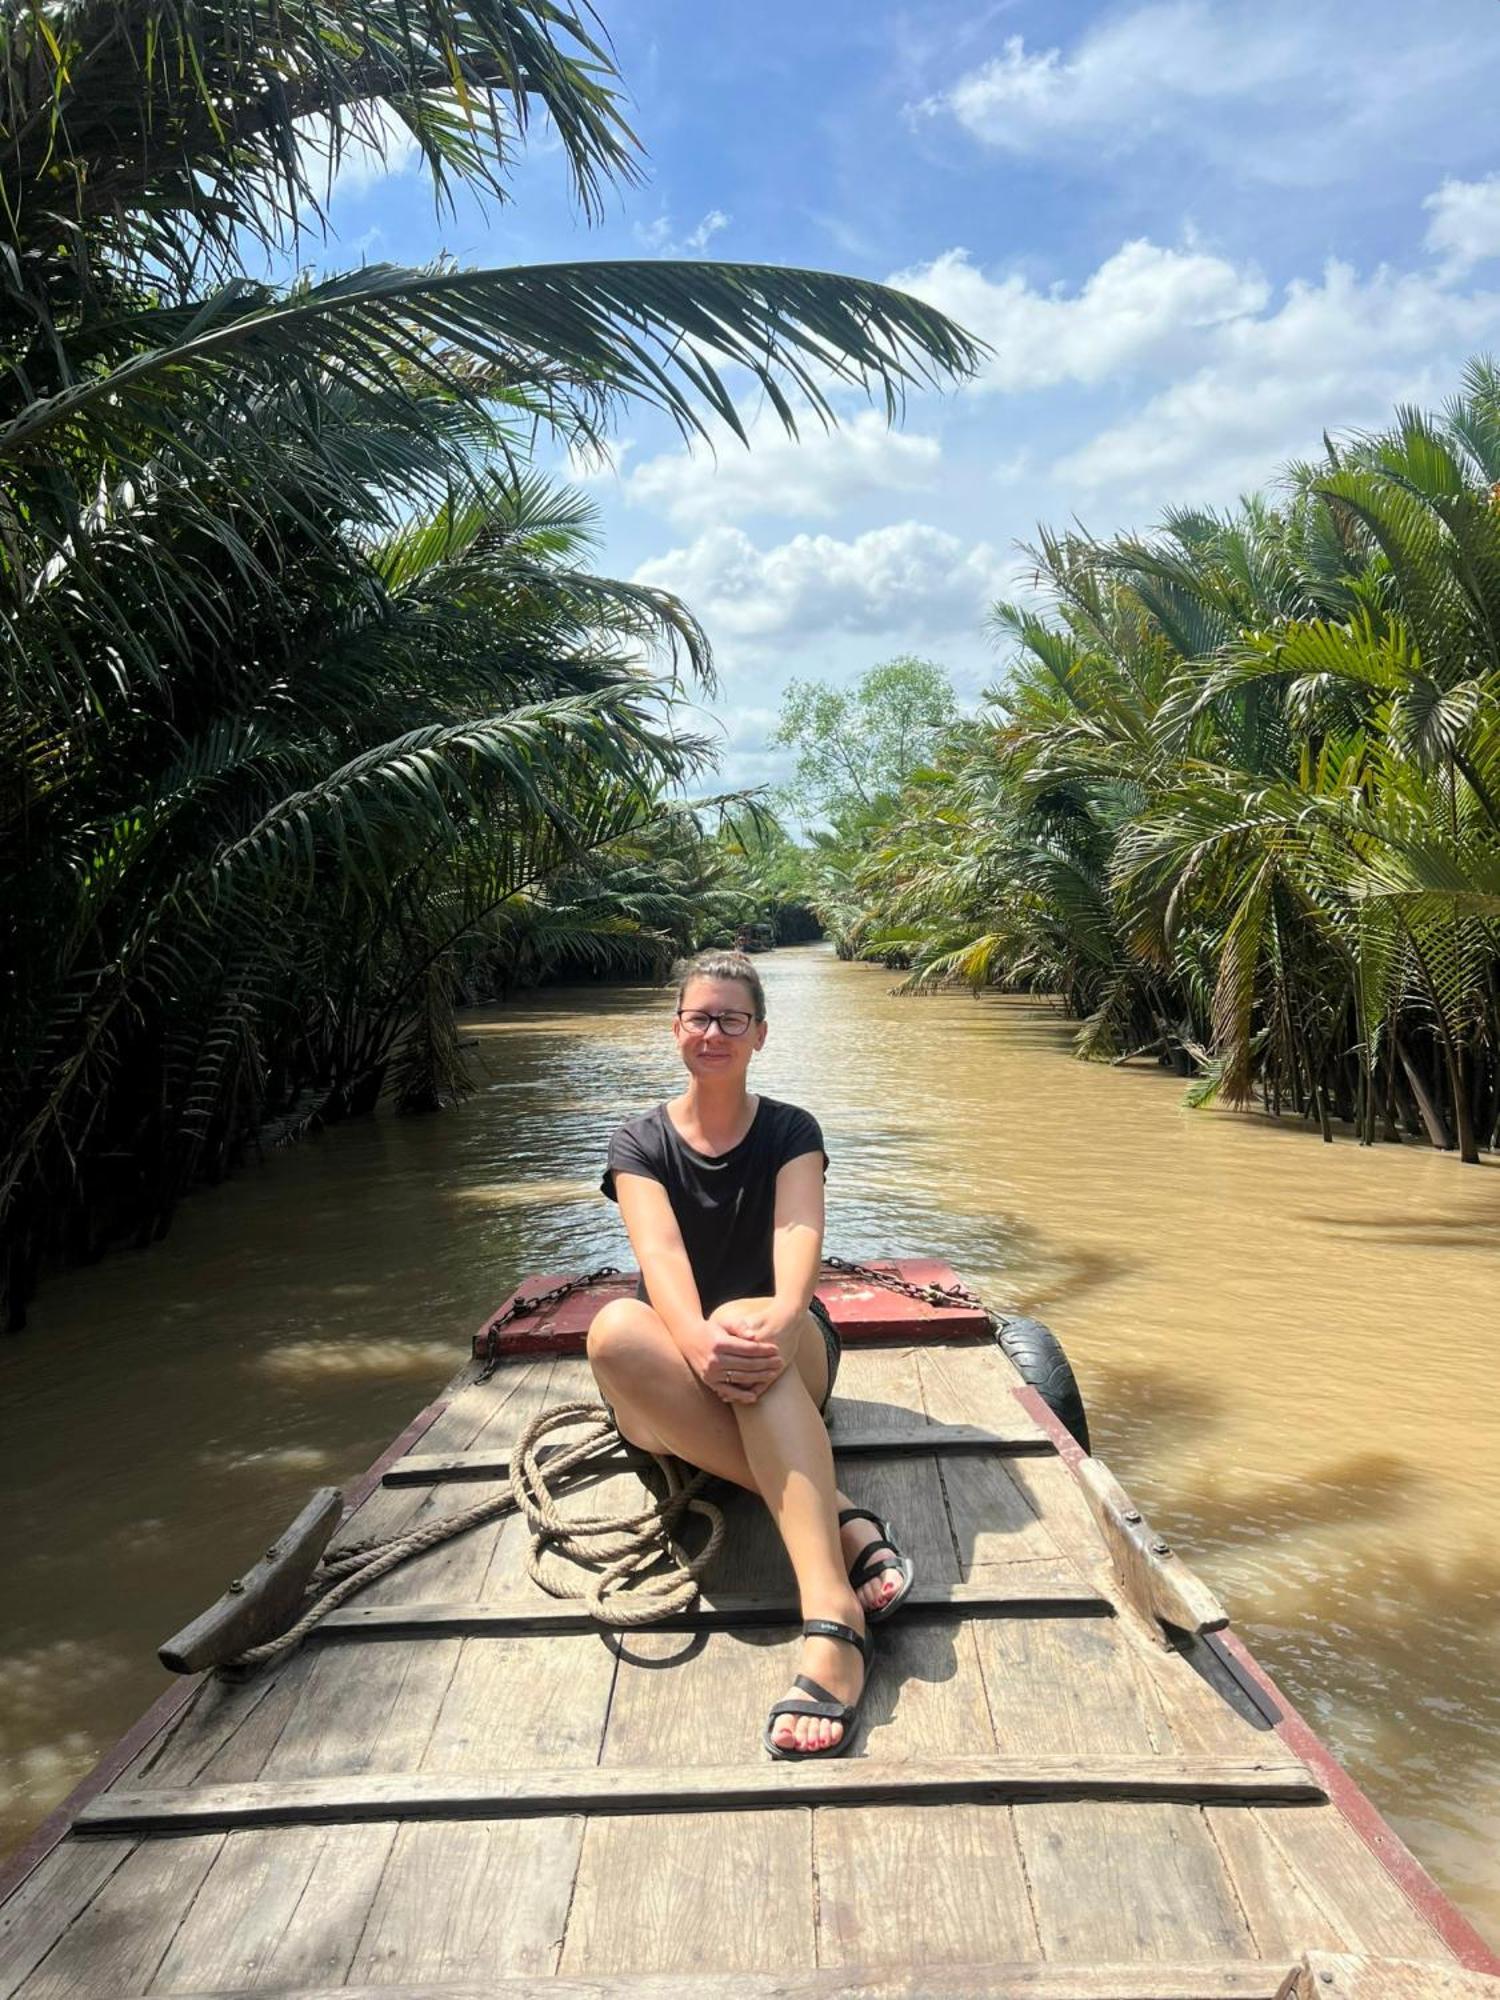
[602,1096,827,1313]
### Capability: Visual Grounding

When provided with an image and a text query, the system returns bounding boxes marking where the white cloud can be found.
[929,7,1301,154]
[635,208,732,257]
[890,240,1267,394]
[1424,176,1500,277]
[918,3,1487,187]
[1057,259,1500,505]
[299,104,421,201]
[633,522,1011,642]
[624,410,941,526]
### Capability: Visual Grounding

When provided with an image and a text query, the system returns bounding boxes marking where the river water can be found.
[3,944,1498,1935]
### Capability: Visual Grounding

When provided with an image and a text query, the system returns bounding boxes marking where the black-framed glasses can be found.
[676,1007,756,1037]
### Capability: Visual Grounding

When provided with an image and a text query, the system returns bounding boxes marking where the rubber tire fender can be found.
[997,1315,1091,1454]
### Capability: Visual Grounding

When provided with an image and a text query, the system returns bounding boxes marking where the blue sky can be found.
[318,0,1500,789]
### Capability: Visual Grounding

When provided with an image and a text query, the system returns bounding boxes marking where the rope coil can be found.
[227,1399,722,1670]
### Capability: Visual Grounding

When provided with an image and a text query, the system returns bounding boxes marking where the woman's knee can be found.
[586,1298,669,1376]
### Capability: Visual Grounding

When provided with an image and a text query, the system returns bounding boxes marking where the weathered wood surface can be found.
[1075,1455,1229,1643]
[386,1417,1050,1485]
[3,1326,1482,1998]
[137,1965,1310,1998]
[1280,1957,1500,1999]
[157,1487,344,1674]
[311,1572,1110,1636]
[77,1753,1325,1833]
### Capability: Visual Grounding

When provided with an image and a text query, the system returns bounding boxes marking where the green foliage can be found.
[847,375,1500,1164]
[774,656,958,835]
[0,0,979,1324]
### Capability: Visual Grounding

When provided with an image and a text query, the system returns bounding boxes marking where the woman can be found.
[589,949,915,1760]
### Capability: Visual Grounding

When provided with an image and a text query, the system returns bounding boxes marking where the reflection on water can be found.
[2,945,1498,1933]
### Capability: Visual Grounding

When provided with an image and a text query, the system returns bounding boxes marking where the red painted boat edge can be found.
[1009,1379,1500,1974]
[472,1260,991,1359]
[0,1366,469,1912]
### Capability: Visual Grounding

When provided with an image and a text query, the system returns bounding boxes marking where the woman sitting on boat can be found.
[590,949,914,1761]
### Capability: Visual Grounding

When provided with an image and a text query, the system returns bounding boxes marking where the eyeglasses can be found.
[676,1008,756,1037]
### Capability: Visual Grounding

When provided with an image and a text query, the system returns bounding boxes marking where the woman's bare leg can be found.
[587,1298,900,1750]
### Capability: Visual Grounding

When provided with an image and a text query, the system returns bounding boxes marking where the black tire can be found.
[997,1315,1091,1453]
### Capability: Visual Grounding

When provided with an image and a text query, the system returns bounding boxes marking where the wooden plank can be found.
[1251,1806,1449,1958]
[931,1449,1064,1572]
[158,1489,344,1675]
[420,1633,617,1772]
[409,1356,556,1457]
[826,1344,930,1436]
[116,1966,1301,2000]
[1015,1800,1256,1962]
[127,1669,305,1789]
[1283,1955,1500,1998]
[386,1420,1051,1486]
[346,1818,583,1984]
[1074,1457,1228,1642]
[311,1573,1109,1639]
[0,1838,133,2000]
[862,1619,999,1763]
[559,1809,815,1977]
[600,1629,800,1768]
[815,1803,1038,1969]
[77,1754,1324,1832]
[1003,1453,1122,1597]
[975,1614,1166,1756]
[1206,1806,1351,1959]
[917,1340,1032,1432]
[255,1638,463,1781]
[147,1825,395,1993]
[9,1834,223,1998]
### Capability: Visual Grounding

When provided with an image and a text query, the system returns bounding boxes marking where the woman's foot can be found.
[768,1600,868,1754]
[836,1491,907,1616]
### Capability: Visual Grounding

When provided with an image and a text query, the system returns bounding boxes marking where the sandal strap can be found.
[792,1672,844,1706]
[849,1547,905,1591]
[768,1696,852,1728]
[803,1616,869,1658]
[837,1507,888,1534]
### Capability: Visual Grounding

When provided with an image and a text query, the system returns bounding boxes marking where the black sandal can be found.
[762,1619,873,1761]
[839,1507,916,1623]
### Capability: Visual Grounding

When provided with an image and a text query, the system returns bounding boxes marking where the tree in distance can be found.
[774,657,959,837]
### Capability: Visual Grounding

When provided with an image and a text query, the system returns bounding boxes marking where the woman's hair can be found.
[673,948,766,1020]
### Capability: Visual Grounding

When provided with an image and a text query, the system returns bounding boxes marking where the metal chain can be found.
[819,1254,992,1321]
[478,1265,621,1380]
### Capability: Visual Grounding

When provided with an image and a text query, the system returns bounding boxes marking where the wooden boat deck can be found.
[3,1316,1497,1997]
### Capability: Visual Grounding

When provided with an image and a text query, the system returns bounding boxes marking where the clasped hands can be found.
[691,1299,799,1404]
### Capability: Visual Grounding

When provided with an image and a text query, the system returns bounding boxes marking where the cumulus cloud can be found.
[1424,176,1500,277]
[623,410,941,526]
[928,7,1302,154]
[633,522,1011,643]
[918,3,1488,187]
[1057,258,1500,504]
[890,240,1267,394]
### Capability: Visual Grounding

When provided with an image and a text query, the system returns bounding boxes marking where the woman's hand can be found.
[683,1318,784,1403]
[706,1300,802,1399]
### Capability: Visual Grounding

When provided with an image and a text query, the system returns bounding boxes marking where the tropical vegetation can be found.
[0,0,980,1324]
[836,366,1500,1162]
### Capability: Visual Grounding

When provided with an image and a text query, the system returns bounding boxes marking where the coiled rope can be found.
[227,1400,725,1671]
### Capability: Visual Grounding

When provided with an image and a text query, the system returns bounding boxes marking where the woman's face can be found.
[673,975,767,1081]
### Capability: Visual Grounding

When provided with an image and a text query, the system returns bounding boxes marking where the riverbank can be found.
[2,944,1497,1933]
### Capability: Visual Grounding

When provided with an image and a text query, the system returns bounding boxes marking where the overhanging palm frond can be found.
[2,259,984,466]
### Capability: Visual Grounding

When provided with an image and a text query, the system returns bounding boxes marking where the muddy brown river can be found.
[2,944,1498,1935]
